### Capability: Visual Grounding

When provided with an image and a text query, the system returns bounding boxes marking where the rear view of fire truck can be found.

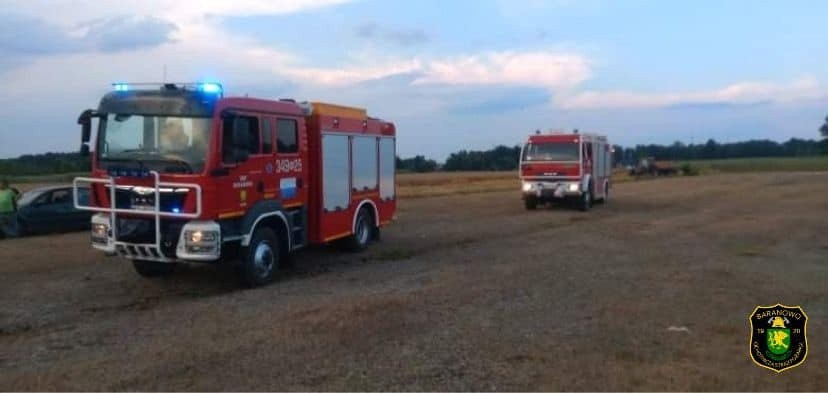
[519,131,612,211]
[74,82,396,287]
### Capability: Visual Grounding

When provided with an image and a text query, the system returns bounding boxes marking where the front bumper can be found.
[90,213,221,262]
[75,172,216,263]
[521,180,582,199]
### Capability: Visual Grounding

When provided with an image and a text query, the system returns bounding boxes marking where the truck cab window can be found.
[222,115,260,163]
[277,119,298,153]
[262,118,274,154]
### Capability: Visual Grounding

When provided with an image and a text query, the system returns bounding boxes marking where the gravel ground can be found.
[0,172,826,391]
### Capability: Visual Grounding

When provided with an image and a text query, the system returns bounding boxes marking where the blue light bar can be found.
[198,82,222,94]
[113,83,129,92]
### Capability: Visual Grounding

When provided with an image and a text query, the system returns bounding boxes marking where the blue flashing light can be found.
[113,83,129,92]
[198,82,222,94]
[171,207,181,214]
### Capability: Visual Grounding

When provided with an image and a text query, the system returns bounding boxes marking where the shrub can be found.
[680,163,700,176]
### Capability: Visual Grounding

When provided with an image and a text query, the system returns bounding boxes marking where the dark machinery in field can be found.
[629,157,678,177]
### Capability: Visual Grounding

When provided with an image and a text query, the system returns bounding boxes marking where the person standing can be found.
[0,179,20,237]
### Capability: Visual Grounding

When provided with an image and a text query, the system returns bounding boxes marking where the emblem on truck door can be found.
[749,304,808,372]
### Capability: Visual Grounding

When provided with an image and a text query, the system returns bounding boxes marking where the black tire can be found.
[524,197,538,210]
[239,227,281,287]
[578,187,592,212]
[346,208,373,252]
[132,259,175,277]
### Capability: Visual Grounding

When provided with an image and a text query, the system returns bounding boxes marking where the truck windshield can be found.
[522,142,579,162]
[98,114,212,174]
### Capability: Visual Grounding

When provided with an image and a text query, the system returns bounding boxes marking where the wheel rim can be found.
[355,214,370,245]
[253,240,275,278]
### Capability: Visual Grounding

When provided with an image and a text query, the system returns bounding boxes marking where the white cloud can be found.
[414,52,590,89]
[556,77,826,109]
[12,0,350,24]
[267,51,591,90]
[280,59,423,87]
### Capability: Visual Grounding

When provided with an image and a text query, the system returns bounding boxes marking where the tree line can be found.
[613,138,828,166]
[398,137,828,172]
[1,135,827,177]
[0,152,90,177]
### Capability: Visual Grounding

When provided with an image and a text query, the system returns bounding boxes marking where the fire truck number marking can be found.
[276,159,302,173]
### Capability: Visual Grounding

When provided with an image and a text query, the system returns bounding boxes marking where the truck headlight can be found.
[183,229,219,254]
[185,230,218,245]
[91,223,108,244]
[522,182,533,192]
[568,183,580,192]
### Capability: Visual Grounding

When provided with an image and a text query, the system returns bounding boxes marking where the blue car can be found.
[13,185,92,236]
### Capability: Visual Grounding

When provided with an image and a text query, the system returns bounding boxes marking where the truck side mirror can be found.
[77,109,97,157]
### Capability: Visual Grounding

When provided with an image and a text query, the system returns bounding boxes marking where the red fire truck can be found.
[519,131,611,211]
[73,82,396,286]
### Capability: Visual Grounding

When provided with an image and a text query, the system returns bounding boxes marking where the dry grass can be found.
[1,172,827,390]
[398,170,633,199]
[397,171,518,199]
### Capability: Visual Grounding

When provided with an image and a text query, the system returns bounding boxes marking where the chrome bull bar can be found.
[73,171,202,262]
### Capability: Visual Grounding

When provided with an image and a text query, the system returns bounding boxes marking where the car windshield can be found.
[17,190,43,207]
[522,142,579,162]
[98,114,212,174]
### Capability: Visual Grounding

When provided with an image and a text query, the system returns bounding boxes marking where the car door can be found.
[22,191,60,233]
[75,187,93,230]
[47,188,76,232]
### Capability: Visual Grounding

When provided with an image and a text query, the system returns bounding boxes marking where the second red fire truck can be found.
[74,82,396,286]
[519,131,612,211]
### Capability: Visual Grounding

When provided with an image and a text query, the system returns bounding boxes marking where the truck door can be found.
[273,117,307,247]
[216,113,263,219]
[583,142,593,180]
[273,118,305,207]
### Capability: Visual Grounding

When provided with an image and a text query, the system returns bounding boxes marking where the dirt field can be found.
[1,172,826,391]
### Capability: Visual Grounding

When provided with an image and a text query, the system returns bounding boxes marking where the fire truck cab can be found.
[519,131,611,211]
[74,82,396,286]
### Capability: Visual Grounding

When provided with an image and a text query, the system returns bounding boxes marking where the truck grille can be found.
[111,187,189,212]
[115,218,185,258]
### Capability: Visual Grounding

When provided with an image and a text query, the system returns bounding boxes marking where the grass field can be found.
[3,172,88,184]
[2,172,826,390]
[681,155,828,173]
[4,155,827,195]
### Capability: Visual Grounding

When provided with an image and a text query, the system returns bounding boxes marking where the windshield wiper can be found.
[150,157,194,174]
[100,154,194,174]
[119,149,160,155]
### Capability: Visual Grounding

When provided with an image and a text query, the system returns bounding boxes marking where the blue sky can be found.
[0,0,826,159]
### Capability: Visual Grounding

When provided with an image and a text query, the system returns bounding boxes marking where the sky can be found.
[0,0,826,160]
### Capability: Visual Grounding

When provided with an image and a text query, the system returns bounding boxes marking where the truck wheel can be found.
[132,260,175,277]
[578,188,592,212]
[524,197,538,210]
[346,208,373,251]
[239,227,280,287]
